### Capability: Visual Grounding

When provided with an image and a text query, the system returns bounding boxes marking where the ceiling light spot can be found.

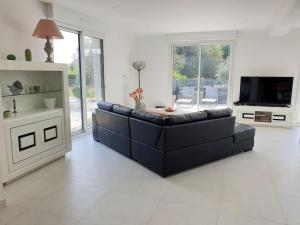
[112,6,119,10]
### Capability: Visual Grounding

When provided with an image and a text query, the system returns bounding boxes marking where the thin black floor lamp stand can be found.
[133,61,146,88]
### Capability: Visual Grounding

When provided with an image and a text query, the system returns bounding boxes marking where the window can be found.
[172,43,231,112]
[83,36,104,128]
[54,28,104,134]
[54,29,83,133]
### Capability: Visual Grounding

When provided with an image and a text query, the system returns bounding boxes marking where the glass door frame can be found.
[56,24,105,135]
[169,41,235,111]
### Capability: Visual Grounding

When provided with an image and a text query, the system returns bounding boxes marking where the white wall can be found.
[232,31,300,121]
[133,30,300,121]
[133,35,170,107]
[0,0,46,61]
[0,0,135,106]
[104,29,134,105]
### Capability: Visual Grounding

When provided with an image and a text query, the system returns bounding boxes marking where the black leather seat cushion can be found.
[165,111,207,125]
[205,108,233,119]
[132,110,167,125]
[234,123,255,142]
[97,101,114,111]
[113,104,133,116]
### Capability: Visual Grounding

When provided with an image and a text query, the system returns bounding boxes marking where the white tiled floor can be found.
[1,126,300,225]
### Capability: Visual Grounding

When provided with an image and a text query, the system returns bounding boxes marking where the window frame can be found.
[169,41,235,110]
[54,23,105,135]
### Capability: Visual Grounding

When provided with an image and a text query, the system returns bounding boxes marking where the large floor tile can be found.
[4,176,68,208]
[80,191,160,225]
[217,213,285,225]
[114,170,170,200]
[0,203,28,225]
[279,194,300,225]
[219,183,285,223]
[33,182,109,220]
[6,209,75,225]
[148,202,217,225]
[272,174,300,197]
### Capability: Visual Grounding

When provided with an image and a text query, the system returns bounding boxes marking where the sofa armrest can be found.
[92,112,97,141]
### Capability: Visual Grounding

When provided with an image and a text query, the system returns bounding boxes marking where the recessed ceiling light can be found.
[112,6,119,10]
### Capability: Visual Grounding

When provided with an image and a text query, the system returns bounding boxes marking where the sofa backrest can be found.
[157,116,236,151]
[130,108,235,152]
[95,108,131,138]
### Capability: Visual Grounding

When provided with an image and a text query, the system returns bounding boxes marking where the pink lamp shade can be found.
[32,19,63,39]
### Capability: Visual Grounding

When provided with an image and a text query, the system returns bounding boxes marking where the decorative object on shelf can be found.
[27,86,34,94]
[44,98,56,109]
[13,99,17,114]
[3,111,11,119]
[129,88,146,111]
[7,54,16,60]
[7,81,24,95]
[132,61,146,88]
[25,49,32,61]
[32,19,64,63]
[33,86,40,93]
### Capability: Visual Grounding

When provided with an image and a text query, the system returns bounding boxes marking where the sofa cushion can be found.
[234,123,256,142]
[113,104,133,116]
[165,111,207,125]
[97,101,114,111]
[205,108,233,119]
[132,110,167,125]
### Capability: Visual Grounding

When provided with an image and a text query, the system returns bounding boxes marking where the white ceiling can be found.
[49,0,300,35]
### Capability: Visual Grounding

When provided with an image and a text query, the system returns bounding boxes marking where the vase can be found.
[44,98,56,109]
[135,101,146,111]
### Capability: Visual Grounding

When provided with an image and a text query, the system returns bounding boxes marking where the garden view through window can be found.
[54,29,104,134]
[172,44,231,112]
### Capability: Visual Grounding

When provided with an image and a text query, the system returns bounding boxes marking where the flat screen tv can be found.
[239,76,293,106]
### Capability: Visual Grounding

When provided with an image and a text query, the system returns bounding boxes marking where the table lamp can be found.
[32,19,63,63]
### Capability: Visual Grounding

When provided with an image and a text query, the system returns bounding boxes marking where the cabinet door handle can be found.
[44,126,58,142]
[18,132,36,151]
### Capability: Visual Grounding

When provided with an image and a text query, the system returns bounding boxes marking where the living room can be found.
[0,0,300,225]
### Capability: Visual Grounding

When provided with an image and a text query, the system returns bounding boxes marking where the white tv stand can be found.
[233,105,295,128]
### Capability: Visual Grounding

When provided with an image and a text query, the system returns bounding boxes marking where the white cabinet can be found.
[233,105,295,128]
[0,61,71,183]
[9,113,64,165]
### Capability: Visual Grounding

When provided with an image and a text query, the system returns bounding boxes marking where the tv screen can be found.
[239,76,293,106]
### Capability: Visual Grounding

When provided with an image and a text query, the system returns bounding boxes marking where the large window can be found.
[54,28,104,134]
[172,43,231,112]
[83,36,104,128]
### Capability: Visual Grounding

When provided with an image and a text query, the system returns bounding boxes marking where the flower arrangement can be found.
[129,88,146,110]
[129,88,143,102]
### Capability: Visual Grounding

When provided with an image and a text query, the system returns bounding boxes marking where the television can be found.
[239,76,293,106]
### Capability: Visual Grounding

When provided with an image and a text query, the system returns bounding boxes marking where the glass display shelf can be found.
[1,90,62,97]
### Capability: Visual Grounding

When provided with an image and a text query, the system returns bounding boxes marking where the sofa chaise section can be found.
[130,109,235,176]
[92,102,133,157]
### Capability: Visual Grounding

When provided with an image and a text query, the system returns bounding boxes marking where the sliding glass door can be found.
[54,28,104,134]
[172,43,231,112]
[54,29,83,133]
[83,36,104,128]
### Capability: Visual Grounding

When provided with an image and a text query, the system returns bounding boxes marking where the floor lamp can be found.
[133,61,146,88]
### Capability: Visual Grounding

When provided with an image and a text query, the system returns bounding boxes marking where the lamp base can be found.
[44,38,54,63]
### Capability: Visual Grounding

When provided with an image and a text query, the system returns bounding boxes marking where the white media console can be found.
[233,105,295,128]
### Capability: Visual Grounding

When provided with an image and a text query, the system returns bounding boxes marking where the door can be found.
[54,29,84,134]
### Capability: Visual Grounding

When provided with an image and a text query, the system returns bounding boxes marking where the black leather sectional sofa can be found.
[92,101,255,176]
